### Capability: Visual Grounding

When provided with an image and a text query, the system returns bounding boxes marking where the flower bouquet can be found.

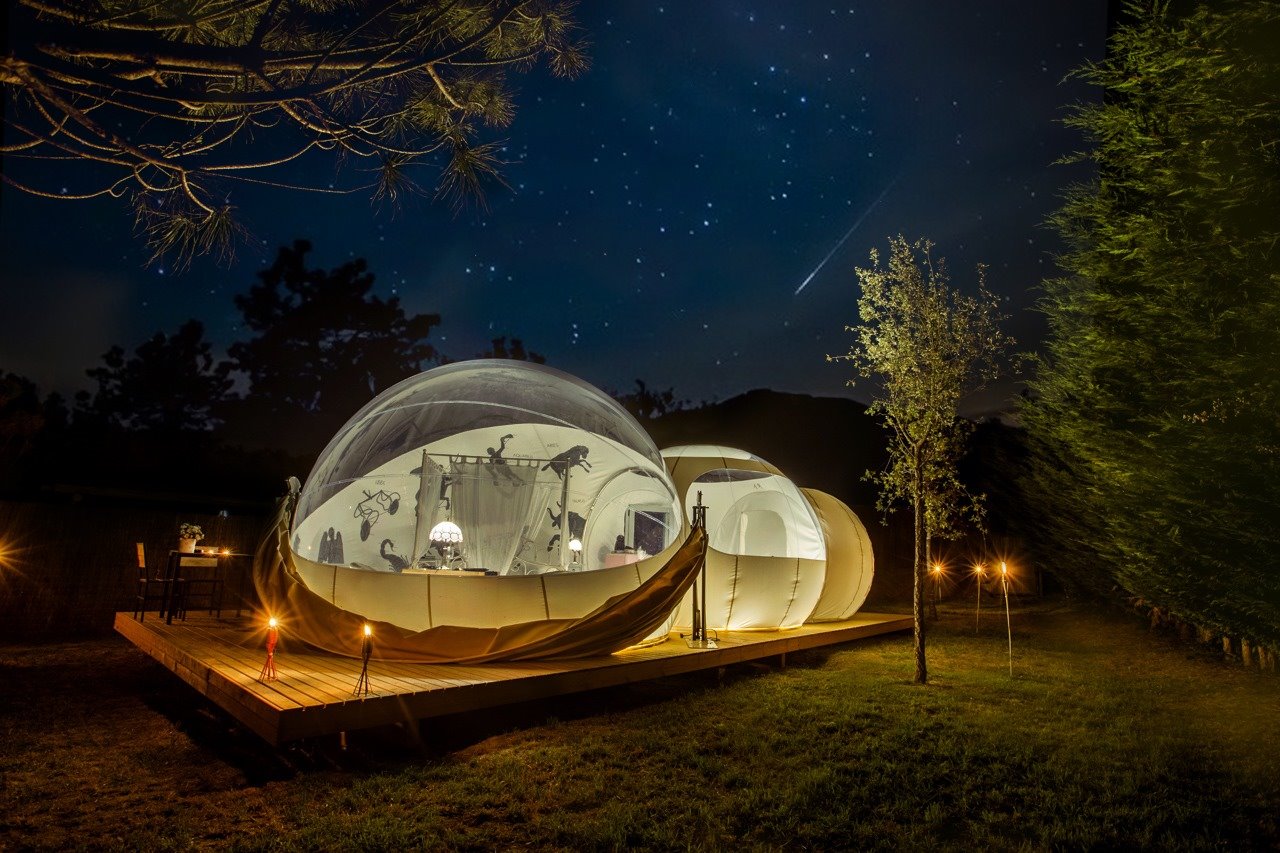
[178,523,203,553]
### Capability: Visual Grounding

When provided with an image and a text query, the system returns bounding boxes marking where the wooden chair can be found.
[133,543,168,622]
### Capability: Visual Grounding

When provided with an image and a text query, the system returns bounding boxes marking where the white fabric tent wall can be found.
[663,446,829,632]
[291,523,686,640]
[802,488,875,621]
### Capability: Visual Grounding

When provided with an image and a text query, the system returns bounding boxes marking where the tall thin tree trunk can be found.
[913,462,927,684]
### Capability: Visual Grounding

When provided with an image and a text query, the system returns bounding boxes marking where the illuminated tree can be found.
[830,236,1012,684]
[1022,1,1280,652]
[1,0,586,266]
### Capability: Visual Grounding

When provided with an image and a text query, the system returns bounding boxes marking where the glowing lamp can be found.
[363,623,372,638]
[268,617,279,629]
[569,538,583,555]
[1000,561,1008,576]
[429,521,463,544]
[932,563,943,575]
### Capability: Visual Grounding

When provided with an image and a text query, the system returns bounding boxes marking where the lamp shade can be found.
[429,521,463,544]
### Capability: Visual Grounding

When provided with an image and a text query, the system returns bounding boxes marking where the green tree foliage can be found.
[1022,1,1280,649]
[79,319,233,433]
[226,239,440,451]
[1,0,586,266]
[831,236,1012,683]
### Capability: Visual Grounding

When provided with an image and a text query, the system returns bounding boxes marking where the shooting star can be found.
[793,176,898,296]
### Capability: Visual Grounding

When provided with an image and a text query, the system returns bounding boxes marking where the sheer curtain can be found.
[411,454,445,565]
[450,460,540,573]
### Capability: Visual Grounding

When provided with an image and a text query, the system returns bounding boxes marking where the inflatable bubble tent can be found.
[662,445,874,631]
[264,362,873,656]
[293,360,684,578]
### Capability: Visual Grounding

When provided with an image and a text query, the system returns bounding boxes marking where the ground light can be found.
[353,623,373,696]
[1001,561,1013,676]
[259,617,279,682]
[973,562,986,634]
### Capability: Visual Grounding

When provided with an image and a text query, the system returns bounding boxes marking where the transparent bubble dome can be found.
[292,361,682,576]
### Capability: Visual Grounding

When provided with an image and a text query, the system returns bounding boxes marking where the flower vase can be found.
[178,538,198,554]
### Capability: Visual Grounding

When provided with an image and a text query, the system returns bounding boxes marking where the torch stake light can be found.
[258,616,279,682]
[974,564,985,634]
[1001,561,1013,676]
[353,623,373,696]
[930,563,943,621]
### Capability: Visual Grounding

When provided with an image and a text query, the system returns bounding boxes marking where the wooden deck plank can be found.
[114,611,911,746]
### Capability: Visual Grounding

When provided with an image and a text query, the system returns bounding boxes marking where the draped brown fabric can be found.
[253,497,707,663]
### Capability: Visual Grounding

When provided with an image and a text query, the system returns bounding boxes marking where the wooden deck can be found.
[114,611,912,745]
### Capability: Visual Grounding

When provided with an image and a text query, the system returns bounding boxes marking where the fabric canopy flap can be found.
[254,497,707,663]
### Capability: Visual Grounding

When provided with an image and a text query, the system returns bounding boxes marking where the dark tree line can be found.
[1019,1,1280,656]
[0,239,688,499]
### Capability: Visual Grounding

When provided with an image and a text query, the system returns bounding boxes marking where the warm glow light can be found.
[974,563,985,575]
[568,538,583,554]
[222,548,230,555]
[932,563,943,575]
[429,521,463,544]
[268,617,278,629]
[1001,561,1008,576]
[363,624,372,638]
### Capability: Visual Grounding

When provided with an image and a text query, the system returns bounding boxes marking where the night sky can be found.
[0,2,1108,416]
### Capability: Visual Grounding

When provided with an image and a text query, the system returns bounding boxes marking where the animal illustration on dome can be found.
[542,445,592,479]
[354,489,401,541]
[380,539,410,572]
[547,501,587,552]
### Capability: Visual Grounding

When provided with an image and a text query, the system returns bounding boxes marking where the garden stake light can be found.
[259,617,279,682]
[974,563,986,634]
[1001,561,1013,676]
[353,624,373,696]
[931,563,943,620]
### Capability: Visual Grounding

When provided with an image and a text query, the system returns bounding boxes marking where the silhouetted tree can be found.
[475,336,546,363]
[2,1,587,267]
[830,236,1013,684]
[78,320,233,434]
[1023,1,1280,653]
[226,239,440,451]
[612,379,688,421]
[0,371,44,457]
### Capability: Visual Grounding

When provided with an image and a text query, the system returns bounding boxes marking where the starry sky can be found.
[0,2,1109,416]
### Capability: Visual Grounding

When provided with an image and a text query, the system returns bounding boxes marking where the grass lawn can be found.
[2,600,1278,850]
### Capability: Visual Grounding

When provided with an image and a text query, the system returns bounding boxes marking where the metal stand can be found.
[686,491,716,650]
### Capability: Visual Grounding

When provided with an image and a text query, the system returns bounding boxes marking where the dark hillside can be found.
[645,390,888,508]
